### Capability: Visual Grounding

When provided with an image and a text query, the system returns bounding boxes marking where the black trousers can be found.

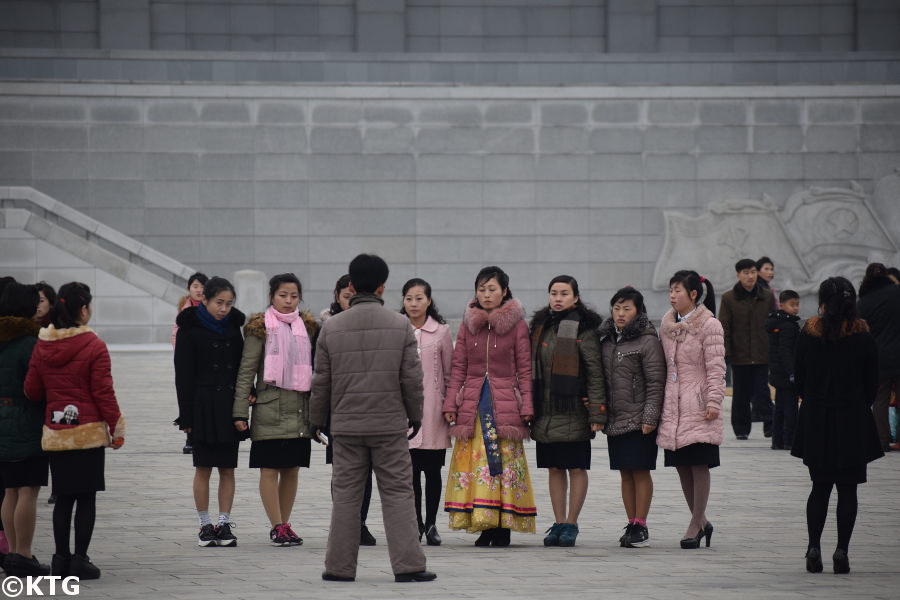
[772,386,798,448]
[731,364,772,436]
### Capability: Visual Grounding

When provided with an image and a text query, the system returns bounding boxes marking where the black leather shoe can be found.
[51,554,71,577]
[69,554,100,580]
[474,528,495,546]
[395,570,437,582]
[763,422,773,438]
[491,527,511,547]
[833,548,850,574]
[14,554,51,577]
[680,529,703,549]
[360,525,376,546]
[806,547,823,573]
[424,524,442,546]
[322,571,355,582]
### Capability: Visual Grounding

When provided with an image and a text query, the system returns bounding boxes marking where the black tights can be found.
[807,482,857,552]
[412,467,442,529]
[53,492,96,557]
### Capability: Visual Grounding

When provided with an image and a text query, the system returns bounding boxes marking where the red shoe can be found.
[889,443,899,451]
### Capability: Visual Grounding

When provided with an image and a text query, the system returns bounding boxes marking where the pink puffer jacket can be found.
[656,305,726,451]
[442,298,533,441]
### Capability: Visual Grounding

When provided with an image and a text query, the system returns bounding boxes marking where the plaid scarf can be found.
[531,310,582,417]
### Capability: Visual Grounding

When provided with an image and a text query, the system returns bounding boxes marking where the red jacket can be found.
[24,325,125,451]
[442,298,533,441]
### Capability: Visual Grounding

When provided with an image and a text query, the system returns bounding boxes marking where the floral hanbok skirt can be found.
[444,381,537,533]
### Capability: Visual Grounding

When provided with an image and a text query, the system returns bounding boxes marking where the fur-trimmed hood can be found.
[598,313,656,342]
[659,304,716,343]
[803,317,869,338]
[0,317,41,343]
[244,310,319,339]
[464,298,525,336]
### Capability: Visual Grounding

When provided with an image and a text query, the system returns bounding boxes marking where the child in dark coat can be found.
[765,290,801,450]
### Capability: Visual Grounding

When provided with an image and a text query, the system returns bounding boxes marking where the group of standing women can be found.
[0,277,124,579]
[171,261,883,575]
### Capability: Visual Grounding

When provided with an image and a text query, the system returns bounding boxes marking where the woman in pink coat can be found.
[401,278,453,546]
[442,266,536,547]
[657,270,725,549]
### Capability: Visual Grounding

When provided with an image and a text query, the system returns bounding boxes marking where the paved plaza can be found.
[15,348,898,599]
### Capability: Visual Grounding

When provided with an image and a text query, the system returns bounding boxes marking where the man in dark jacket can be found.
[765,290,801,450]
[857,263,900,451]
[719,258,776,440]
[310,254,434,583]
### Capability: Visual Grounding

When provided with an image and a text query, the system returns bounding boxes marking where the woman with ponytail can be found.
[657,271,724,549]
[24,282,125,579]
[174,277,245,548]
[791,277,882,574]
[233,273,318,547]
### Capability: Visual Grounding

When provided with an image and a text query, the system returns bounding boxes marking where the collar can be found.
[349,293,384,307]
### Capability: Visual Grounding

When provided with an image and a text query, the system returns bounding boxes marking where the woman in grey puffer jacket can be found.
[598,287,666,549]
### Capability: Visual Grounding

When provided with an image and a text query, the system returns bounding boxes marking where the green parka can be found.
[0,317,44,460]
[529,308,606,444]
[233,312,319,442]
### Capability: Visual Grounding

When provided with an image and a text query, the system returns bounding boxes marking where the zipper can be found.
[484,322,491,378]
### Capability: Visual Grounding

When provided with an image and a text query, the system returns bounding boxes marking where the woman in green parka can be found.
[529,275,606,548]
[233,273,319,547]
[0,283,49,576]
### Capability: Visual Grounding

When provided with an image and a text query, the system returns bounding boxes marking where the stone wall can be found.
[2,0,899,53]
[2,81,898,325]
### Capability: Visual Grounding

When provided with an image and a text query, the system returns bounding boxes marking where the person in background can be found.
[719,258,775,440]
[32,282,56,329]
[0,283,49,576]
[756,257,779,310]
[24,282,125,579]
[401,278,452,547]
[174,277,245,548]
[310,254,434,583]
[172,272,208,455]
[886,267,899,285]
[792,277,882,574]
[765,290,802,451]
[657,270,724,550]
[320,274,377,547]
[598,286,665,549]
[233,273,319,547]
[857,263,900,452]
[443,266,536,548]
[529,275,605,548]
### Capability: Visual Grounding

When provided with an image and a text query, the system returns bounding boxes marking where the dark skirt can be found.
[808,465,867,485]
[50,447,105,494]
[608,430,659,471]
[192,440,239,469]
[664,443,720,468]
[249,437,311,469]
[0,455,50,488]
[410,448,446,471]
[536,440,592,470]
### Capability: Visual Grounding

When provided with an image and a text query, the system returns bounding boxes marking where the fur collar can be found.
[38,325,94,341]
[0,317,41,342]
[244,310,319,339]
[803,317,869,338]
[464,298,525,336]
[530,306,602,334]
[659,304,715,343]
[599,313,655,342]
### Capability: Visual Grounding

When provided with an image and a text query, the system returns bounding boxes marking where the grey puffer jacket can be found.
[598,314,666,437]
[309,294,424,437]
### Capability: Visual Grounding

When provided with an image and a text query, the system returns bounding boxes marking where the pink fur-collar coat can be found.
[656,304,726,451]
[442,298,533,441]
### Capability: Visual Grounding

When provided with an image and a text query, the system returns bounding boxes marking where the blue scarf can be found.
[196,302,229,335]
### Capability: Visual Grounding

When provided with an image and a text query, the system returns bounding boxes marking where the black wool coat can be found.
[857,279,900,381]
[764,310,800,389]
[174,307,246,444]
[790,318,883,479]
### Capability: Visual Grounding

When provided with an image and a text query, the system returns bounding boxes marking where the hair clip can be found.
[59,298,66,303]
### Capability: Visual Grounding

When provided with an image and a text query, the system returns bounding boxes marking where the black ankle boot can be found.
[474,528,495,546]
[832,548,850,574]
[491,527,511,547]
[424,524,442,546]
[806,547,823,573]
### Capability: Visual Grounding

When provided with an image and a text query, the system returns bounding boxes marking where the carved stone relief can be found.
[652,174,900,295]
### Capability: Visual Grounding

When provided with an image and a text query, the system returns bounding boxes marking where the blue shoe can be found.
[543,523,563,546]
[558,523,579,547]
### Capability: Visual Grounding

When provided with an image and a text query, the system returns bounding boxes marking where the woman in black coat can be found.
[174,277,246,548]
[791,277,883,575]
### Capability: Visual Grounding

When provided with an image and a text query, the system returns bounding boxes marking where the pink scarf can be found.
[263,305,312,392]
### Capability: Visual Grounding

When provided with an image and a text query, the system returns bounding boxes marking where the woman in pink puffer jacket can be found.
[657,270,725,550]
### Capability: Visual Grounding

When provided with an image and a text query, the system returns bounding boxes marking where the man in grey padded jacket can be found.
[310,253,436,583]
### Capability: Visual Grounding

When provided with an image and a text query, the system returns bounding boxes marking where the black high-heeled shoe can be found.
[806,547,823,573]
[703,521,713,547]
[832,548,850,574]
[680,529,704,549]
[474,528,495,547]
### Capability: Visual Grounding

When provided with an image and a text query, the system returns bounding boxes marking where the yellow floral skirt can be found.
[443,419,537,534]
